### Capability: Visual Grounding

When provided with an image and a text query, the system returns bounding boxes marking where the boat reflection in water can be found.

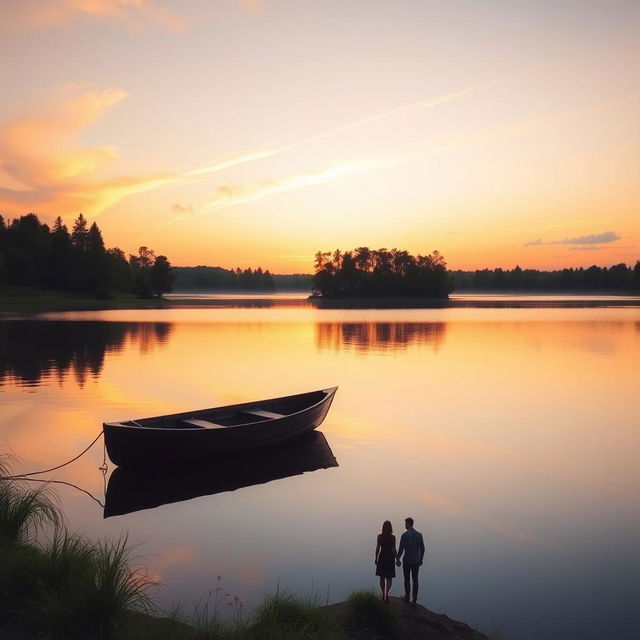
[104,430,337,518]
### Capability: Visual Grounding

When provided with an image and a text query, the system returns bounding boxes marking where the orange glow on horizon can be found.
[0,2,638,272]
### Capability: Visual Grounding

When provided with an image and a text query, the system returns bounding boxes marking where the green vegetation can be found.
[313,247,452,298]
[169,268,315,293]
[341,590,400,638]
[173,265,276,292]
[0,456,411,639]
[313,249,640,297]
[0,213,175,299]
[0,456,154,638]
[240,591,338,640]
[451,262,640,293]
[0,463,61,544]
[0,463,482,639]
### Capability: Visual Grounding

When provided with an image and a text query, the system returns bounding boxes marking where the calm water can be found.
[1,296,639,639]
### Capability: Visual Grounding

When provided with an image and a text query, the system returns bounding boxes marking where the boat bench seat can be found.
[243,409,284,420]
[180,418,227,429]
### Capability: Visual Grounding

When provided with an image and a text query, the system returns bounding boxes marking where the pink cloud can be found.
[0,87,178,222]
[0,0,186,32]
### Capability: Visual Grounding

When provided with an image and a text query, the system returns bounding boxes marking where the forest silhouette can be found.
[173,265,276,292]
[312,247,452,298]
[2,214,639,298]
[0,213,174,298]
[452,263,640,292]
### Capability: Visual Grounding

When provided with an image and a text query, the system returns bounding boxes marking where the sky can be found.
[0,0,638,273]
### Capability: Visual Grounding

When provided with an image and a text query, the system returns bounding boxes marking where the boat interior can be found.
[121,389,330,430]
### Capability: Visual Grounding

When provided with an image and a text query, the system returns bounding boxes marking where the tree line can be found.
[172,265,275,291]
[0,213,174,298]
[452,263,640,292]
[312,247,452,298]
[172,267,315,292]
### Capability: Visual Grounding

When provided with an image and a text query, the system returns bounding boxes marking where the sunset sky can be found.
[0,0,638,273]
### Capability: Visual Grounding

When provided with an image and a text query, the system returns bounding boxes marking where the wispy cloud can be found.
[184,78,502,179]
[0,87,181,219]
[524,231,620,247]
[171,202,193,214]
[234,0,265,17]
[185,147,289,177]
[178,160,385,222]
[0,0,186,32]
[290,77,504,149]
[0,88,127,188]
[0,77,502,224]
[0,0,267,32]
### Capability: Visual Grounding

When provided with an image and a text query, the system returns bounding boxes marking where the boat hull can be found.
[103,387,336,467]
[104,430,338,517]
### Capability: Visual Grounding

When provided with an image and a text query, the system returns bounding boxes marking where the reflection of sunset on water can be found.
[317,322,446,353]
[0,321,173,386]
[1,305,639,638]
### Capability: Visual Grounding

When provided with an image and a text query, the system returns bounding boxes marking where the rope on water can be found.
[1,430,105,480]
[18,476,105,509]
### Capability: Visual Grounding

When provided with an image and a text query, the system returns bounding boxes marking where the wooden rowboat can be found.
[103,387,337,467]
[104,430,338,517]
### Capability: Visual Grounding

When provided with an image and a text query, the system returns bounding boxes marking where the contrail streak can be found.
[288,77,503,149]
[199,161,381,214]
[184,77,502,178]
[185,146,289,176]
[162,76,506,222]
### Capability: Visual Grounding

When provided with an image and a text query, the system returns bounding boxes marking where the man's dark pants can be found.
[403,562,420,601]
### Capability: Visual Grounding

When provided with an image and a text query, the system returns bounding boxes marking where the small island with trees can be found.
[1,212,639,303]
[312,247,452,299]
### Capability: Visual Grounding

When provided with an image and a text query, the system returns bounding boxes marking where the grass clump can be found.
[0,455,61,545]
[340,590,400,639]
[0,455,155,639]
[246,590,340,640]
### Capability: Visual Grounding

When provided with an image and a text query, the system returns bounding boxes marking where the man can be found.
[396,517,425,606]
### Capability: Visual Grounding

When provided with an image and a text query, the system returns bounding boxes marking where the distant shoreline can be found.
[1,290,639,313]
[0,293,172,313]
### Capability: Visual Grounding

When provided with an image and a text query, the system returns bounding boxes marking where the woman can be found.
[374,520,398,602]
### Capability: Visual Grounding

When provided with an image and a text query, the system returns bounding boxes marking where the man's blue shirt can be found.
[398,529,425,565]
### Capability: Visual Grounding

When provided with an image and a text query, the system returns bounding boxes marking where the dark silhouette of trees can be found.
[312,247,452,298]
[71,213,89,251]
[106,247,131,293]
[172,266,276,291]
[48,217,72,290]
[129,246,155,298]
[128,247,175,298]
[0,213,174,299]
[150,255,175,297]
[451,262,639,292]
[1,213,51,287]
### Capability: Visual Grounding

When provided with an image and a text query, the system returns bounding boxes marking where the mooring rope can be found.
[1,429,105,480]
[18,476,106,509]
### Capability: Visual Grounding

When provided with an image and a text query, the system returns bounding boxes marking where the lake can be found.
[1,294,639,639]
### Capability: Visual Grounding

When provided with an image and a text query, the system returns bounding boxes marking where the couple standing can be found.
[375,517,425,606]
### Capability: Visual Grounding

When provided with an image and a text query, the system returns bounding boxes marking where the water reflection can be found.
[2,304,639,640]
[317,322,446,352]
[0,321,173,386]
[104,431,337,518]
